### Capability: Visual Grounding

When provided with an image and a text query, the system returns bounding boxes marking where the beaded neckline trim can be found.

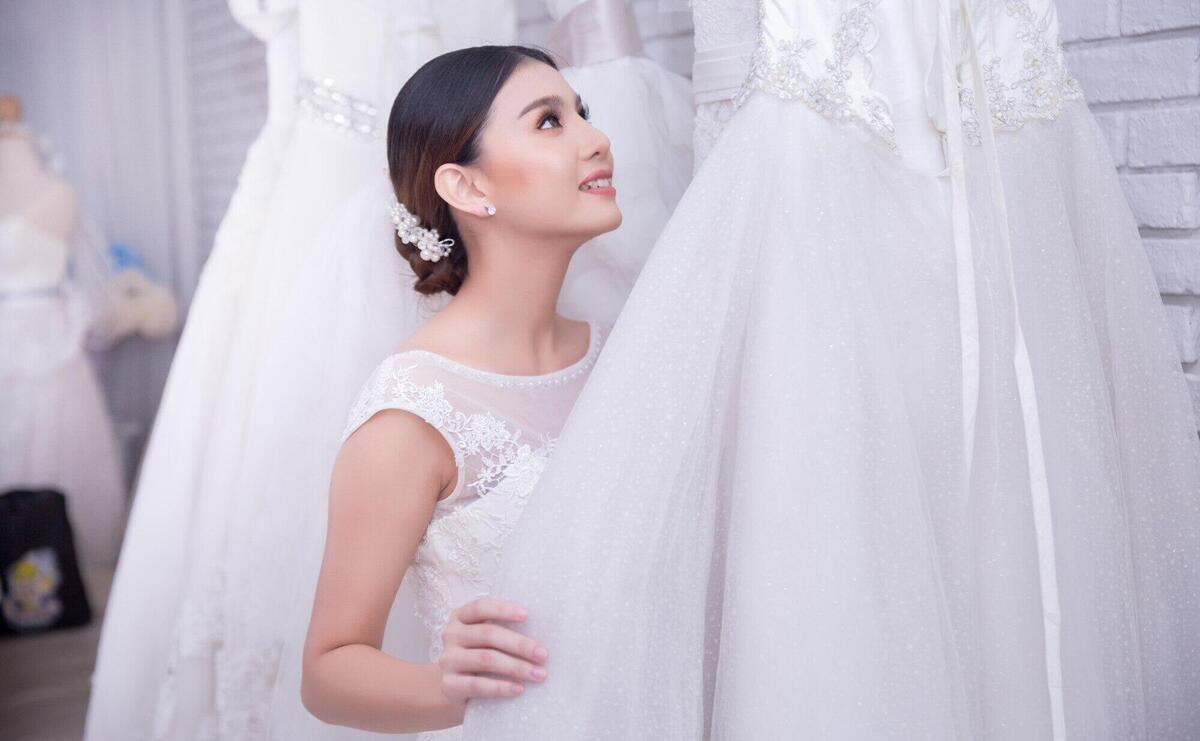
[395,321,604,389]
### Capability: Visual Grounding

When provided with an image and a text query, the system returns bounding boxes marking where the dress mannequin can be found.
[0,96,78,242]
[0,94,127,572]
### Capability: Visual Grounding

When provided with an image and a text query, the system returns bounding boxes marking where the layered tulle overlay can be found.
[465,86,1200,739]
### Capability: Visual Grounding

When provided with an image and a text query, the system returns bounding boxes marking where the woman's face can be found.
[473,60,621,245]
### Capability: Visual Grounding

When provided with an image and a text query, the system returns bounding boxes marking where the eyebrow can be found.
[518,93,584,119]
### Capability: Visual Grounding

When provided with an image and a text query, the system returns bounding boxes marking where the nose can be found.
[581,122,611,163]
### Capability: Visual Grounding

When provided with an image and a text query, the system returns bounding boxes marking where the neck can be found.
[0,134,44,181]
[450,229,578,353]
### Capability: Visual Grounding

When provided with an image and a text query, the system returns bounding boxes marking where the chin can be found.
[569,203,622,242]
[601,208,623,234]
[593,205,622,235]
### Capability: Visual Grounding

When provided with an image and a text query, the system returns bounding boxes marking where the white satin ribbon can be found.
[937,2,1066,737]
[547,0,645,68]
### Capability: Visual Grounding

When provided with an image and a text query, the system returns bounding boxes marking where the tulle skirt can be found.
[464,95,1200,739]
[0,292,126,572]
[85,113,293,740]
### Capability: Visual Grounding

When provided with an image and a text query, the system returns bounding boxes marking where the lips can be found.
[580,176,612,191]
[579,169,615,196]
[579,169,614,192]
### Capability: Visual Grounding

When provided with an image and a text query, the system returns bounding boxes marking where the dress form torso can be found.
[0,134,77,242]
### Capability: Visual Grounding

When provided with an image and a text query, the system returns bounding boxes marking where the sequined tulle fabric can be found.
[464,0,1200,738]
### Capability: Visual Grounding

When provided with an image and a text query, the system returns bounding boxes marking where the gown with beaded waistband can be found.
[464,1,1200,738]
[87,2,518,739]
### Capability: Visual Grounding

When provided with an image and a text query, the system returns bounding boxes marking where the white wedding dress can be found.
[343,322,606,741]
[85,3,302,738]
[0,216,125,571]
[465,1,1200,739]
[87,2,517,739]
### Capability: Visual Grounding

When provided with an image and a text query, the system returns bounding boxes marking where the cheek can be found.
[489,148,578,207]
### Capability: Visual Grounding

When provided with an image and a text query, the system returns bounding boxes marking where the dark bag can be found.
[0,488,93,636]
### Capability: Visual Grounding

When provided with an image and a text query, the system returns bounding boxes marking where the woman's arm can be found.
[300,410,547,733]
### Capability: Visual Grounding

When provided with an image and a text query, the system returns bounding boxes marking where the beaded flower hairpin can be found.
[388,194,454,263]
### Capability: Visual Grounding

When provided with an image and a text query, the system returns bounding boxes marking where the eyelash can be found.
[537,106,591,130]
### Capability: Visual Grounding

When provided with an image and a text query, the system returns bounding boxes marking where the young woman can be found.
[300,45,619,737]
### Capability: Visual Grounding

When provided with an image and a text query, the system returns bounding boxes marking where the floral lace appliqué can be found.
[959,0,1083,145]
[736,0,897,150]
[344,358,559,654]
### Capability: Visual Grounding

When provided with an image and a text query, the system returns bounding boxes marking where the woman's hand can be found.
[438,597,549,702]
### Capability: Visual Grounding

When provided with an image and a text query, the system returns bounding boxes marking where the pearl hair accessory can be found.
[389,194,455,263]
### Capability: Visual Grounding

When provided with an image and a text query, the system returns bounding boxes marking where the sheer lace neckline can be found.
[395,320,602,389]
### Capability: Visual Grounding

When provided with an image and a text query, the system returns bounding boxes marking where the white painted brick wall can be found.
[185,0,269,263]
[1059,0,1200,423]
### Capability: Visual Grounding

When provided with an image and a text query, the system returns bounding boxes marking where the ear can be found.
[434,163,491,218]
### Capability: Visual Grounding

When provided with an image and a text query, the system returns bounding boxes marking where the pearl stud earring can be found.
[485,205,496,216]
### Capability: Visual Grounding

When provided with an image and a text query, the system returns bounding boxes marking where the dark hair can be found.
[386,45,558,296]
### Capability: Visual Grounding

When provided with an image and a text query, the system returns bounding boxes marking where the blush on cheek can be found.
[487,154,535,191]
[490,152,579,215]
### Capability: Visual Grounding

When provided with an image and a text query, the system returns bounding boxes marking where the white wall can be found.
[1058,0,1200,420]
[182,0,268,273]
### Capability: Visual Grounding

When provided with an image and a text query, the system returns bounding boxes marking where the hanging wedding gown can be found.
[86,1,516,738]
[465,1,1200,738]
[0,215,125,571]
[85,3,301,738]
[549,0,694,324]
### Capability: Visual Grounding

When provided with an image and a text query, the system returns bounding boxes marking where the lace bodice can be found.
[342,323,606,658]
[692,0,1082,169]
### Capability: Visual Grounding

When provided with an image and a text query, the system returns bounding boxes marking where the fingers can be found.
[447,622,548,665]
[441,672,525,701]
[442,647,547,684]
[452,596,527,625]
[439,596,550,703]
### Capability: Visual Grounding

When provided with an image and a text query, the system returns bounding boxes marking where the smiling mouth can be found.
[580,177,612,191]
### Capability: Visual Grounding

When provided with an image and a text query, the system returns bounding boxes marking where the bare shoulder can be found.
[337,407,457,500]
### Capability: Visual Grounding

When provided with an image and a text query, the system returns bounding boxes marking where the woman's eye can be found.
[537,113,561,130]
[579,105,591,121]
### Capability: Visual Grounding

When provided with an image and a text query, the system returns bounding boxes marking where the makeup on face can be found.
[476,61,622,242]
